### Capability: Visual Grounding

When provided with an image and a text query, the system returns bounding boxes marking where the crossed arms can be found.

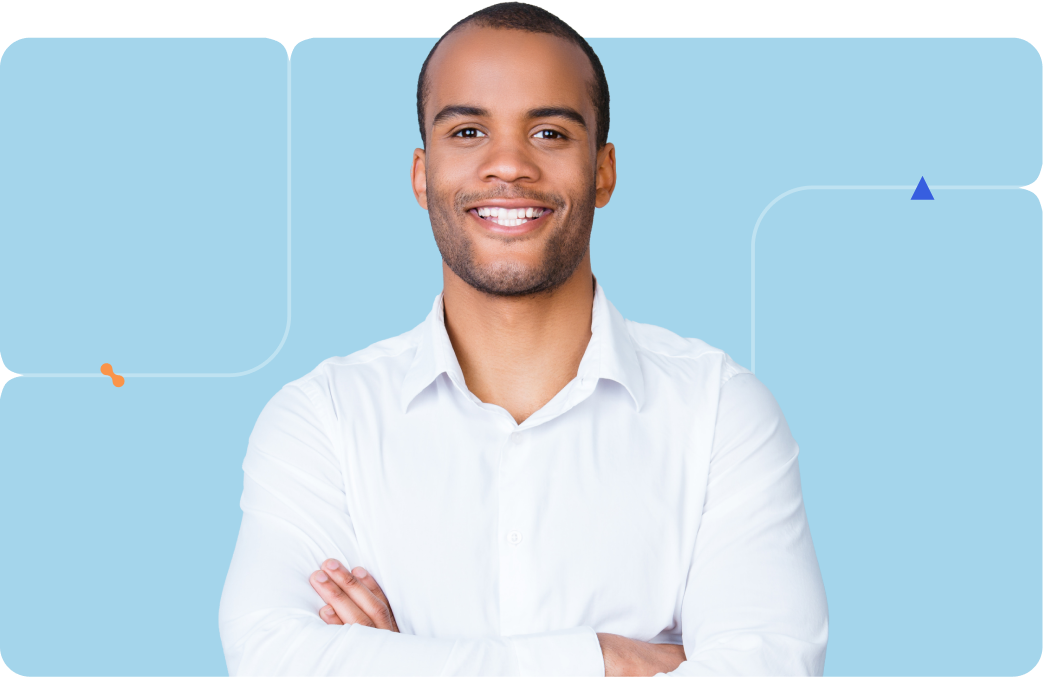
[306,556,687,676]
[218,372,829,676]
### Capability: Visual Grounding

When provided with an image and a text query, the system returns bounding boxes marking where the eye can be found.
[453,127,486,139]
[534,129,566,140]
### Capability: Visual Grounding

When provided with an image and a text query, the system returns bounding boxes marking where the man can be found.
[218,3,829,675]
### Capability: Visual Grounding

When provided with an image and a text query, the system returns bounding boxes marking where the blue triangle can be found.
[911,176,934,200]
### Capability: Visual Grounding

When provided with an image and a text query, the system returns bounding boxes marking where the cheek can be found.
[424,175,458,217]
[427,152,475,189]
[544,154,596,194]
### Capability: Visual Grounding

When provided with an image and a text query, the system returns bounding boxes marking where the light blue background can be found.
[0,37,1039,675]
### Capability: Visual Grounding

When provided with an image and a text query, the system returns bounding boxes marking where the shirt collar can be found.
[399,281,645,413]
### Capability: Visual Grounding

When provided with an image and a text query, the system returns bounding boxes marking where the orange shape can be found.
[100,363,124,387]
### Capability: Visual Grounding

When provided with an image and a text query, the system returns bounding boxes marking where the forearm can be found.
[657,632,827,677]
[223,609,450,675]
[219,513,605,676]
[221,608,604,676]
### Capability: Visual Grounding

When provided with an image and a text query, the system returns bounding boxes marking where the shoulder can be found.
[246,322,425,470]
[623,318,751,389]
[259,321,425,429]
[289,322,423,397]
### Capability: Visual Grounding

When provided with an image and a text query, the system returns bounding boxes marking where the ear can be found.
[411,147,429,210]
[594,142,616,208]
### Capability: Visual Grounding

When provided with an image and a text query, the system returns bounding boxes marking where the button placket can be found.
[498,428,530,636]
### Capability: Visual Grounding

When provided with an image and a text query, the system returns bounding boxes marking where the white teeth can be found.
[475,206,548,227]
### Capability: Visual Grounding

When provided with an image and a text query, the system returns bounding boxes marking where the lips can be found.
[471,205,551,228]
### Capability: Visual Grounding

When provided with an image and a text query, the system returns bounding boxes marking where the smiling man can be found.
[218,3,829,676]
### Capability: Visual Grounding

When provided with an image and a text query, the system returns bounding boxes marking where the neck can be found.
[441,253,595,424]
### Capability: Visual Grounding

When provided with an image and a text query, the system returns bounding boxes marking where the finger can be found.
[321,559,396,631]
[351,567,399,631]
[319,604,344,625]
[322,560,396,631]
[309,570,375,627]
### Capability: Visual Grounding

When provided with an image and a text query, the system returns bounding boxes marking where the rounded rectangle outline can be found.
[2,48,292,384]
[749,183,1026,374]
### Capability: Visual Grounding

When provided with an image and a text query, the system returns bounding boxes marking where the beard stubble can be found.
[426,176,596,298]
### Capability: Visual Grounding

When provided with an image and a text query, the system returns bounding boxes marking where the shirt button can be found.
[507,530,523,545]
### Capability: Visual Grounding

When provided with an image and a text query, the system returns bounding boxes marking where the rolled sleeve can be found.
[509,625,605,676]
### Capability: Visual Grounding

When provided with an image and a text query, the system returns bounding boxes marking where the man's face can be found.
[412,26,616,297]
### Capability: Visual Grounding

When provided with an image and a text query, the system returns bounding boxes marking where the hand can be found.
[597,632,686,676]
[309,558,399,632]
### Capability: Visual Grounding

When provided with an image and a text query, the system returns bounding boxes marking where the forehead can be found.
[425,26,595,115]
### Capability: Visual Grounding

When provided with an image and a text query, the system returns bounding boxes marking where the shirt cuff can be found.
[509,625,605,676]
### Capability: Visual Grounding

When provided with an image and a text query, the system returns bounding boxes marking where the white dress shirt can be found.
[218,283,829,676]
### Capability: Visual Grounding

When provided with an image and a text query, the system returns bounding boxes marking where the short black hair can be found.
[416,2,610,150]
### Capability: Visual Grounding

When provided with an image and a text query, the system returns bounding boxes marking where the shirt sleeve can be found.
[217,378,605,677]
[660,371,829,676]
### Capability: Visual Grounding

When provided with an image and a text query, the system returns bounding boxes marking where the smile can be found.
[472,206,549,228]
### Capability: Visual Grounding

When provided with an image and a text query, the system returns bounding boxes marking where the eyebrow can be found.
[431,104,588,130]
[526,106,587,129]
[432,105,489,127]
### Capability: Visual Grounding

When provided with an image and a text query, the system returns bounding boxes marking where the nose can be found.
[478,133,541,184]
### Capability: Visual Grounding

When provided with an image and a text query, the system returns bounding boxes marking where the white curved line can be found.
[16,65,293,382]
[750,183,1023,374]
